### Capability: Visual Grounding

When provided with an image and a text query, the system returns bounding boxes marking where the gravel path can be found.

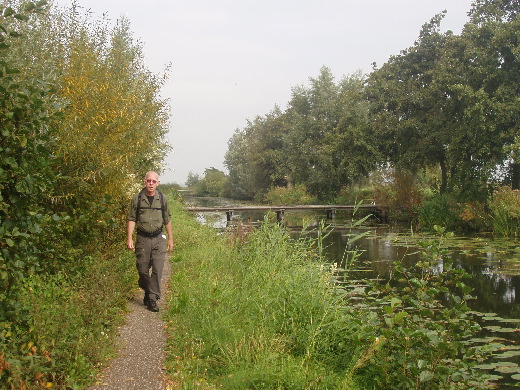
[86,258,172,390]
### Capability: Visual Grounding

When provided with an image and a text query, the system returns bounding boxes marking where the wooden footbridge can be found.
[185,204,388,223]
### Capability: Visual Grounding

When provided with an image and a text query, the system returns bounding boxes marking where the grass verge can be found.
[165,202,357,389]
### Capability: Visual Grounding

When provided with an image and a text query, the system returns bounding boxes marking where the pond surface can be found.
[183,195,520,387]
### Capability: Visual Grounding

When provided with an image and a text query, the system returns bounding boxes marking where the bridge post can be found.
[226,210,234,223]
[373,207,388,223]
[326,208,336,221]
[381,208,388,223]
[276,209,285,223]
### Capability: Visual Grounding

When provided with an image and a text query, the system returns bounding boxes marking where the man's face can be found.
[144,173,159,194]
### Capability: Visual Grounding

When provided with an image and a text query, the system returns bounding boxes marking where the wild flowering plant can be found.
[346,225,494,389]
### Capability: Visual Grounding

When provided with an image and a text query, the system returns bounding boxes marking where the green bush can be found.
[335,185,375,205]
[418,194,492,233]
[1,248,135,389]
[418,193,458,230]
[265,184,317,205]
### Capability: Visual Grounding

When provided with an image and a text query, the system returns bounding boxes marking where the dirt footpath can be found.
[86,259,172,390]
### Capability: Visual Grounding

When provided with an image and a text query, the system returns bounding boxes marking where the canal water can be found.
[184,196,520,387]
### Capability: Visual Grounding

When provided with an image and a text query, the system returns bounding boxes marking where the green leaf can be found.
[390,297,402,308]
[24,3,36,12]
[5,238,14,247]
[394,310,408,324]
[3,7,15,17]
[419,370,434,382]
[4,156,18,168]
[14,14,29,22]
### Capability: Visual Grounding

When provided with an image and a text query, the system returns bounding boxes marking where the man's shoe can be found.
[147,299,159,312]
[143,292,150,306]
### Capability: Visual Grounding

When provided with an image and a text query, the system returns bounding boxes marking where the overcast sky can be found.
[54,0,474,185]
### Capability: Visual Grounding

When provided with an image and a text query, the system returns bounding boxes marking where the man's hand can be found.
[127,220,136,251]
[165,221,174,252]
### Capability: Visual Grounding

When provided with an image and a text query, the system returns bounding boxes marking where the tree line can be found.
[1,1,169,386]
[193,0,519,227]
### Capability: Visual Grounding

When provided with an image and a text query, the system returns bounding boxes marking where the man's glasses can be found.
[146,179,158,184]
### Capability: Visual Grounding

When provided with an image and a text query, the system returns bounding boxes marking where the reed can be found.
[166,202,356,388]
[488,186,520,236]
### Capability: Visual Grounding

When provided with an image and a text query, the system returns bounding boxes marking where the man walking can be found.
[127,171,174,312]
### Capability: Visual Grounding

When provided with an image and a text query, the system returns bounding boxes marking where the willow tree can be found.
[284,67,342,200]
[10,3,170,204]
[225,107,288,201]
[283,67,373,201]
[225,128,256,200]
[56,16,170,201]
[1,0,171,255]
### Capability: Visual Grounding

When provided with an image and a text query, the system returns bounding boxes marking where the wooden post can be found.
[276,209,285,223]
[326,208,336,221]
[381,208,388,224]
[226,210,234,223]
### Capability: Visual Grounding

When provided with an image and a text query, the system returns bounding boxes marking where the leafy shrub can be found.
[457,201,491,232]
[373,170,422,222]
[265,184,317,205]
[0,1,168,388]
[418,194,492,233]
[335,184,375,204]
[0,250,135,389]
[418,193,459,230]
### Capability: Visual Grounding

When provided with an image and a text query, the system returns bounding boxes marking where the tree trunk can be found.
[439,157,448,194]
[512,162,520,190]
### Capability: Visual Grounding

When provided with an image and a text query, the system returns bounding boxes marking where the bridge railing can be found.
[184,204,388,224]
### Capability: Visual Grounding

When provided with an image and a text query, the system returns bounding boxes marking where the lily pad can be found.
[499,318,520,324]
[495,350,520,359]
[484,326,518,333]
[483,316,502,321]
[494,364,520,374]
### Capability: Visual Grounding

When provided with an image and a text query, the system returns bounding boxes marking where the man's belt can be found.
[137,229,162,238]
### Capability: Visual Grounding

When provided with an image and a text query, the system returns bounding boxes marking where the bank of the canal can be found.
[181,195,520,387]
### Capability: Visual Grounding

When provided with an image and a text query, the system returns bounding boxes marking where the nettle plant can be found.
[353,225,493,389]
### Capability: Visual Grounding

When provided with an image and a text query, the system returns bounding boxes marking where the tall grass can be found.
[166,200,491,389]
[488,186,520,236]
[167,202,358,389]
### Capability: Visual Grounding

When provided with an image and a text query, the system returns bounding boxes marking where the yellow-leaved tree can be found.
[56,14,170,202]
[7,1,171,244]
